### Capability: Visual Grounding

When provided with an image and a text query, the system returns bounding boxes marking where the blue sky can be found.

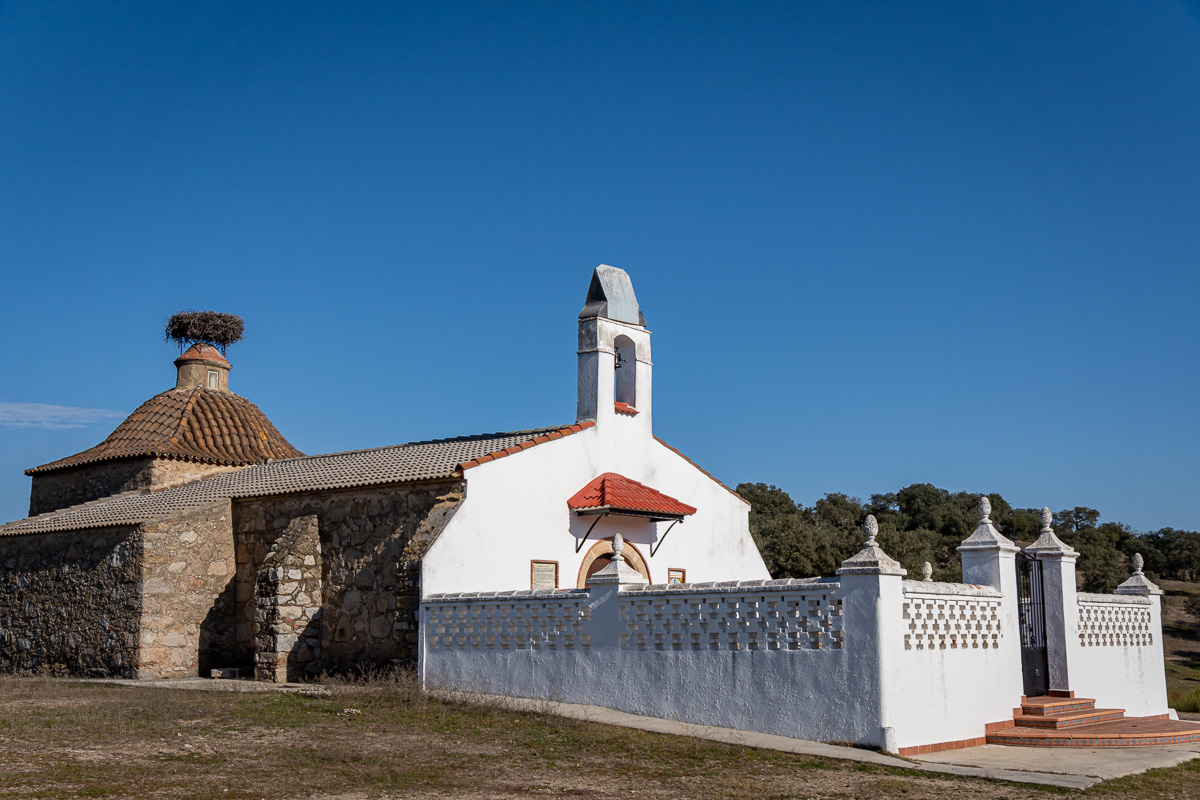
[2,2,1198,532]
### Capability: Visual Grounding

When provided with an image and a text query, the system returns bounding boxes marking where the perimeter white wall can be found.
[1066,593,1169,717]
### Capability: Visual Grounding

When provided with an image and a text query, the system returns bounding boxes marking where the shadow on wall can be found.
[198,576,238,675]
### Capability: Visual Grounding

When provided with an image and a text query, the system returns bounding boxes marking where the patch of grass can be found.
[0,674,1192,799]
[1170,685,1200,713]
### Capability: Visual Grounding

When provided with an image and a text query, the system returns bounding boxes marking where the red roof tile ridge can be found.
[653,436,750,506]
[566,472,697,517]
[457,421,595,472]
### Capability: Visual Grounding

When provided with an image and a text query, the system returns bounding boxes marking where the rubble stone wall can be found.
[254,514,322,681]
[29,458,242,516]
[0,526,143,676]
[234,481,464,672]
[138,500,236,678]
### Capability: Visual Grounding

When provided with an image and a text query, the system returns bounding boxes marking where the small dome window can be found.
[207,370,220,390]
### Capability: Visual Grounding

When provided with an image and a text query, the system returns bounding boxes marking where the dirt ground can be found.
[3,676,1200,799]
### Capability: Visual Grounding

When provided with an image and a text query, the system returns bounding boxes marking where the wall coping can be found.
[621,577,839,598]
[424,577,841,604]
[901,580,1001,598]
[1077,591,1151,607]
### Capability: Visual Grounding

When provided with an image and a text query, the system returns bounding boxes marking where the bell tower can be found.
[577,265,652,433]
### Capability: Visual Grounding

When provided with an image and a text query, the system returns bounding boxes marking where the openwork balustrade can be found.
[619,580,843,652]
[902,582,1003,651]
[1077,593,1153,648]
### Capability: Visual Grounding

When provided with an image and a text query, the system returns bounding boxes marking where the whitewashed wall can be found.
[887,581,1022,748]
[421,421,769,597]
[421,567,1037,751]
[1065,592,1168,717]
[421,576,895,746]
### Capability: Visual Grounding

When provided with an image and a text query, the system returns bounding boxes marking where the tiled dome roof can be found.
[26,387,303,474]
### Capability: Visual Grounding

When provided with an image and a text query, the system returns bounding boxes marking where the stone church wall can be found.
[0,526,143,676]
[29,458,241,516]
[233,481,464,673]
[138,500,236,678]
[29,459,158,516]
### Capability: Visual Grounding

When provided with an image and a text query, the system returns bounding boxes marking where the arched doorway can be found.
[577,537,650,588]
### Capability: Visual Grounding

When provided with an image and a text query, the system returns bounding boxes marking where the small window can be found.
[531,560,558,591]
[668,568,686,586]
[206,370,220,390]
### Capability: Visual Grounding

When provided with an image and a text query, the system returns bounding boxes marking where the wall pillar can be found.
[585,534,648,649]
[956,497,1024,698]
[836,515,906,752]
[1025,508,1078,694]
[254,515,323,682]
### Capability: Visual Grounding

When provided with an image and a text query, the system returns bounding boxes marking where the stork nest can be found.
[164,311,245,352]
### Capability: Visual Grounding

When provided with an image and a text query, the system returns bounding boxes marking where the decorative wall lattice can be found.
[619,590,843,651]
[902,590,1003,651]
[424,594,592,651]
[1077,597,1153,648]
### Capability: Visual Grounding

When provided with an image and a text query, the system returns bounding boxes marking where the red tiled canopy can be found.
[567,472,697,521]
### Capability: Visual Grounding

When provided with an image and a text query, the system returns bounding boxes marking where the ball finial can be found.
[1040,507,1053,530]
[978,496,992,522]
[922,562,933,582]
[863,515,879,546]
[1132,553,1144,575]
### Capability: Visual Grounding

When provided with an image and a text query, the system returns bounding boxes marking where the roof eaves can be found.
[457,421,595,472]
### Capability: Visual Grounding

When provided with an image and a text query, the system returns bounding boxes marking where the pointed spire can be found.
[1116,552,1162,596]
[957,495,1018,553]
[1026,506,1078,558]
[837,515,906,576]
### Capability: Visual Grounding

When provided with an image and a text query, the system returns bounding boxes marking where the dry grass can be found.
[0,674,1198,799]
[1160,579,1200,711]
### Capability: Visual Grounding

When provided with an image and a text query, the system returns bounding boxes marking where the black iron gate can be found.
[1016,552,1049,697]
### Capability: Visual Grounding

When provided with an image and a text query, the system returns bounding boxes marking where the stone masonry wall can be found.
[0,526,142,676]
[254,514,322,681]
[233,481,464,674]
[29,458,242,516]
[29,459,157,516]
[138,500,236,678]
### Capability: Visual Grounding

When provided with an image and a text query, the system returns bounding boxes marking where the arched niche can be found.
[577,537,650,588]
[613,334,637,407]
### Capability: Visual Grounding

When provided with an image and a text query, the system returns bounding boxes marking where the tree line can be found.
[736,482,1200,592]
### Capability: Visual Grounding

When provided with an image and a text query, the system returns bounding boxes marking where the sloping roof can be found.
[567,472,697,520]
[27,387,303,475]
[2,424,594,536]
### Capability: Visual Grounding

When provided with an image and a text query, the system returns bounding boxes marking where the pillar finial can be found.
[1041,507,1053,533]
[1116,551,1161,595]
[922,562,933,582]
[864,515,879,547]
[612,533,625,562]
[978,496,992,523]
[837,514,905,576]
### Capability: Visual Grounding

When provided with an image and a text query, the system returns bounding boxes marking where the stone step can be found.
[1014,708,1126,729]
[987,716,1200,747]
[1018,695,1097,716]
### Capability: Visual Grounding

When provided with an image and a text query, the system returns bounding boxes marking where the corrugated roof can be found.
[27,387,303,474]
[567,472,697,519]
[2,424,593,536]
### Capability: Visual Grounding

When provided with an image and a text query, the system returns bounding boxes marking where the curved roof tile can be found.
[26,387,303,474]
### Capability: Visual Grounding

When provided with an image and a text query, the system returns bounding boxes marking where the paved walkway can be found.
[79,679,1200,789]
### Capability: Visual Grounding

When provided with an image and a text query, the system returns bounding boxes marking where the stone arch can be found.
[613,335,637,408]
[577,537,650,588]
